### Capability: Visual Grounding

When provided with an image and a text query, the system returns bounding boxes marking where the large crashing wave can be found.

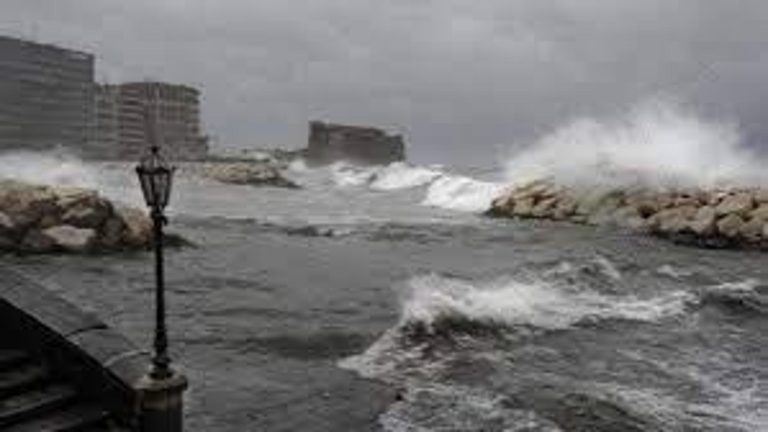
[398,273,692,331]
[0,150,100,188]
[503,100,768,190]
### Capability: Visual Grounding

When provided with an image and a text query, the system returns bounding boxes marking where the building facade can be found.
[106,82,208,161]
[0,35,94,153]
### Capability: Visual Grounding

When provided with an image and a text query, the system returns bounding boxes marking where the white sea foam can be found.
[369,162,443,191]
[504,99,768,190]
[331,163,378,187]
[422,175,504,212]
[399,273,693,330]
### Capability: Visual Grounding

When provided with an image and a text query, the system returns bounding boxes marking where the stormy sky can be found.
[1,1,767,166]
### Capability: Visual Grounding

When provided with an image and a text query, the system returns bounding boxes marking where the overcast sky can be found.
[2,1,767,166]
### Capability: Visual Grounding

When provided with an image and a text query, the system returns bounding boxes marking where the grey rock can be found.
[716,193,754,217]
[116,207,152,247]
[42,225,96,252]
[20,229,56,253]
[688,206,717,236]
[739,217,764,242]
[717,214,745,238]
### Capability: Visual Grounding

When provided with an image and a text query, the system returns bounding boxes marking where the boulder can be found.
[0,181,58,228]
[754,189,768,204]
[688,206,717,236]
[55,187,99,210]
[42,225,97,252]
[749,204,768,221]
[552,196,578,220]
[716,193,754,217]
[61,197,112,229]
[20,229,56,253]
[206,162,299,188]
[717,214,745,238]
[650,208,691,234]
[513,197,535,217]
[99,216,127,249]
[115,207,153,248]
[531,197,558,218]
[0,211,15,234]
[739,218,764,243]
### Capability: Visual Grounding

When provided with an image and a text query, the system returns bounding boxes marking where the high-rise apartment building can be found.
[0,35,94,153]
[110,82,208,160]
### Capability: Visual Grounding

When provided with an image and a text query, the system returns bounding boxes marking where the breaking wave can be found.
[422,176,504,212]
[0,150,100,188]
[503,99,768,190]
[331,162,443,191]
[398,273,693,332]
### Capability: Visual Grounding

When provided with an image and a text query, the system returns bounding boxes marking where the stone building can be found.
[103,82,208,161]
[306,121,406,166]
[0,35,94,153]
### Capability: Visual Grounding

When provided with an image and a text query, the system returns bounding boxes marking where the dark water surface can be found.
[2,163,768,431]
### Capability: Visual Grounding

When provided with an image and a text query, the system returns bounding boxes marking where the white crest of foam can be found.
[504,100,768,190]
[422,175,504,212]
[400,273,693,330]
[331,162,377,187]
[287,158,308,172]
[369,162,443,191]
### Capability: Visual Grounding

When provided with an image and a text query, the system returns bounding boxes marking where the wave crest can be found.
[399,273,693,332]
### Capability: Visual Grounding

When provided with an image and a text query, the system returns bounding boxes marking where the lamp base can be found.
[136,369,188,432]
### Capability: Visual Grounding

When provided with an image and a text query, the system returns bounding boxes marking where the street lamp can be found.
[136,144,175,379]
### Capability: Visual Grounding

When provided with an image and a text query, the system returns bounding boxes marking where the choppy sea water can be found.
[3,161,768,431]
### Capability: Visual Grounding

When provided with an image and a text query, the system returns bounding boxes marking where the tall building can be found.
[108,82,208,160]
[90,83,120,157]
[0,35,94,153]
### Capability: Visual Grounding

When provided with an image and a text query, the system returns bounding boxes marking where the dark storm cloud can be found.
[2,1,767,165]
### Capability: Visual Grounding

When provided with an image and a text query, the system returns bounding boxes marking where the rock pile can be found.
[0,180,152,253]
[488,179,768,248]
[205,162,299,189]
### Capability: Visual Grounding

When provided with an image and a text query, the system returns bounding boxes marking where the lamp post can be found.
[135,143,187,432]
[136,145,175,378]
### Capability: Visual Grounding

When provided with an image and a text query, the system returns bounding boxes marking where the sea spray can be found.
[503,100,768,190]
[0,150,143,206]
[0,150,100,188]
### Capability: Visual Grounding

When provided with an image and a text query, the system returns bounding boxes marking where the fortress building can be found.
[306,121,406,166]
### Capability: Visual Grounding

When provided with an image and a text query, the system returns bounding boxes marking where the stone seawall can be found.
[488,179,768,249]
[0,179,152,253]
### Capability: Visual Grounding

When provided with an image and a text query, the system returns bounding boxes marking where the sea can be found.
[1,148,767,431]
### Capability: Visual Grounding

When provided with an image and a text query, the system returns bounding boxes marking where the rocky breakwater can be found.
[488,179,768,249]
[204,162,299,189]
[0,179,152,254]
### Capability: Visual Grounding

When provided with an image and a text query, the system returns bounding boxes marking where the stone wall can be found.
[488,179,768,249]
[306,121,406,166]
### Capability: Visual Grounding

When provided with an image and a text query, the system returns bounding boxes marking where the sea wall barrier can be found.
[488,179,768,249]
[0,265,150,428]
